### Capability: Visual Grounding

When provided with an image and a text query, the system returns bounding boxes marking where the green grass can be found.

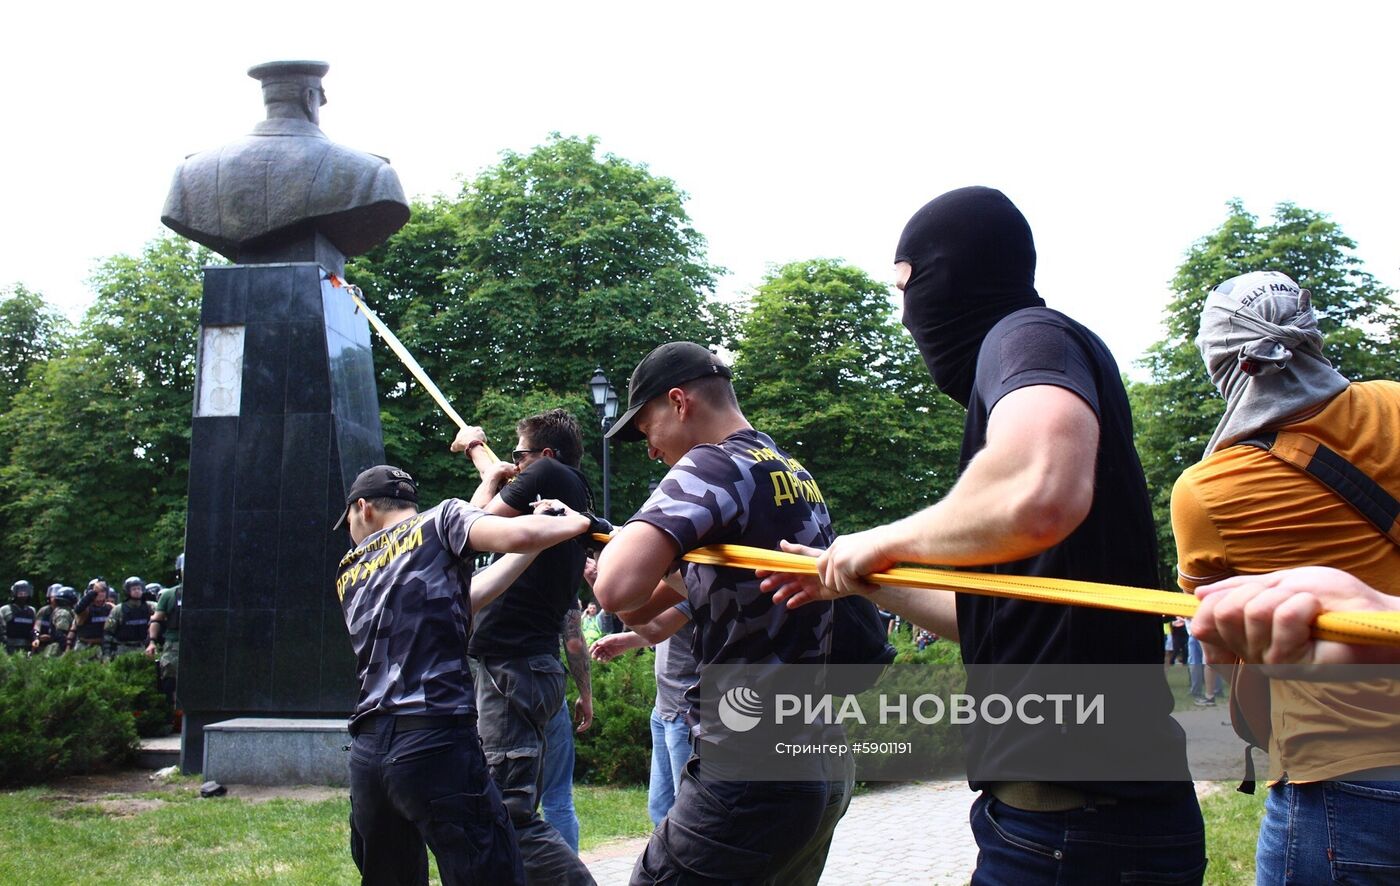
[576,784,652,850]
[0,774,1260,883]
[1201,786,1266,885]
[0,787,356,884]
[0,781,651,885]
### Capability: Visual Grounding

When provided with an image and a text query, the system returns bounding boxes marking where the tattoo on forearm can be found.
[564,608,591,695]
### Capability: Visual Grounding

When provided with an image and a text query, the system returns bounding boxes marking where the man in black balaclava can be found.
[769,187,1205,884]
[894,185,1045,407]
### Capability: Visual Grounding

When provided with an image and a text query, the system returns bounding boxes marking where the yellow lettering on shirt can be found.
[336,515,428,601]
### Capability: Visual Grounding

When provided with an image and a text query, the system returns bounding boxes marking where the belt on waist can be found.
[349,713,475,738]
[987,781,1120,812]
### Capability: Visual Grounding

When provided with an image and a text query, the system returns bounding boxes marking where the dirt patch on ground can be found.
[45,769,179,797]
[220,785,347,804]
[39,769,347,805]
[90,797,167,816]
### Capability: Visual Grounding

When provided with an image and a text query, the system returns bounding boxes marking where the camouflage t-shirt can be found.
[627,428,835,741]
[336,499,487,726]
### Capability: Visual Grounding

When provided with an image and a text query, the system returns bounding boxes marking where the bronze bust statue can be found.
[161,61,410,266]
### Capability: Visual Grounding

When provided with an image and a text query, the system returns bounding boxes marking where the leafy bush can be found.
[570,647,655,786]
[566,633,968,787]
[891,629,963,666]
[0,649,169,786]
[841,630,967,780]
[107,652,172,738]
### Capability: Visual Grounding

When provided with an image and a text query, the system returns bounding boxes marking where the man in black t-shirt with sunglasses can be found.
[454,408,596,886]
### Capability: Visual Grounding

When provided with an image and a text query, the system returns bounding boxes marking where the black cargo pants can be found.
[473,654,596,886]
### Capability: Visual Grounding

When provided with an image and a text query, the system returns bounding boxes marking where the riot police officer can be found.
[148,556,183,721]
[106,577,154,658]
[70,582,113,656]
[1,581,37,654]
[41,587,78,657]
[33,584,61,655]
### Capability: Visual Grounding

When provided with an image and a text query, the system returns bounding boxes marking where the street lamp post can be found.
[588,368,619,521]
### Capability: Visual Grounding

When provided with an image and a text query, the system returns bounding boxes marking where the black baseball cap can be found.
[333,465,419,531]
[606,342,732,442]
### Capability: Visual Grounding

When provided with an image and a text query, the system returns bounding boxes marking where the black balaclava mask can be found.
[896,186,1044,408]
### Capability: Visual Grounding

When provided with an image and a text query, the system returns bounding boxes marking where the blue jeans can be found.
[541,698,579,852]
[1186,635,1224,699]
[647,707,692,826]
[969,786,1206,884]
[1257,779,1400,884]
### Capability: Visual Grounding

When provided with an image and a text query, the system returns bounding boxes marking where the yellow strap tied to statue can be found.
[331,275,501,465]
[594,535,1400,650]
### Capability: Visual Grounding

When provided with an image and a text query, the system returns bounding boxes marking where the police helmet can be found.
[47,583,62,598]
[55,587,78,607]
[175,552,185,580]
[123,576,144,596]
[143,582,162,602]
[10,580,32,601]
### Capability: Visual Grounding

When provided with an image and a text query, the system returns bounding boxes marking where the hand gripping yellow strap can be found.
[592,535,1400,650]
[329,275,501,465]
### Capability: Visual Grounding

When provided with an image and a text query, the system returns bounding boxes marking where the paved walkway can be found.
[581,708,1247,885]
[581,780,978,886]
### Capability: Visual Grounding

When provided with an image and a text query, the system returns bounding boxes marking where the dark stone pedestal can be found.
[179,262,383,773]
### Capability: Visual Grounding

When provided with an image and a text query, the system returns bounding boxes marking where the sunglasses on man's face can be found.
[511,448,543,464]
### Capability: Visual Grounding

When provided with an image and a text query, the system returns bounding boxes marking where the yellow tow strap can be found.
[330,275,501,465]
[592,536,1400,650]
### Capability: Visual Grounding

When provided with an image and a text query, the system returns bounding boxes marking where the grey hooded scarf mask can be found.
[1197,270,1349,456]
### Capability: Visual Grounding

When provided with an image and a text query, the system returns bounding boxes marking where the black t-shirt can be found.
[956,308,1189,794]
[468,457,591,658]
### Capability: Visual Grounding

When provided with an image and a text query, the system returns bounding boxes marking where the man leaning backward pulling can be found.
[334,459,593,886]
[764,187,1205,884]
[594,341,853,885]
[452,408,597,886]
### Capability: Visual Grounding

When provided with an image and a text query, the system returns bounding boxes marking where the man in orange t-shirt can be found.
[1172,270,1400,883]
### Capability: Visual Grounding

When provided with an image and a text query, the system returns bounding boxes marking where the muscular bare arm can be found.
[594,521,681,613]
[467,502,589,555]
[818,385,1098,595]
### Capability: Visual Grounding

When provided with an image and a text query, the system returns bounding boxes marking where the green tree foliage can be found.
[731,259,964,533]
[348,134,732,517]
[1132,201,1400,586]
[0,285,67,414]
[0,236,210,585]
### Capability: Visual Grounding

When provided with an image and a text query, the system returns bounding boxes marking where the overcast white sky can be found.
[1,1,1395,375]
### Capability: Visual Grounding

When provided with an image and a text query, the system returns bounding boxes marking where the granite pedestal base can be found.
[202,718,350,786]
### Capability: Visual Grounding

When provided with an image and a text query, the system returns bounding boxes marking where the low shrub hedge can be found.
[0,649,170,786]
[570,630,969,787]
